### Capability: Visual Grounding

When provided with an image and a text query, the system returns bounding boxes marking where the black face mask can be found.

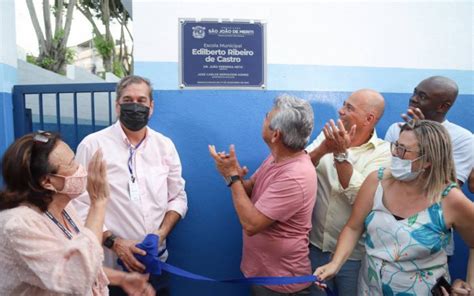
[119,103,150,131]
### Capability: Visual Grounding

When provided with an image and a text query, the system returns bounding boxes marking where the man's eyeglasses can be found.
[33,130,51,144]
[390,141,419,159]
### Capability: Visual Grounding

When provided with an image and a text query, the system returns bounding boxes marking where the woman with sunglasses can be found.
[0,132,154,295]
[313,120,474,295]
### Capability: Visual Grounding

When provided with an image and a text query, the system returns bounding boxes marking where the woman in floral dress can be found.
[314,120,474,295]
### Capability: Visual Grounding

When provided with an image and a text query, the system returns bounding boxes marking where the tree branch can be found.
[102,0,112,41]
[115,13,133,42]
[43,0,52,46]
[61,0,76,50]
[54,0,64,37]
[76,2,103,38]
[26,0,47,55]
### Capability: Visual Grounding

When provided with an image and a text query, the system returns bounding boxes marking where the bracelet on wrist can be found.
[103,233,117,249]
[224,175,242,187]
[334,151,349,163]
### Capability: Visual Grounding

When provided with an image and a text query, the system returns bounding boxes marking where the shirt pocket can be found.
[145,165,170,200]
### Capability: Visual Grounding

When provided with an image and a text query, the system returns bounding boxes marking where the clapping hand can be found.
[321,119,356,154]
[209,144,247,178]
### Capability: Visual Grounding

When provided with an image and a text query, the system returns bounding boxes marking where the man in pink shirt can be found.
[209,94,317,295]
[73,75,188,296]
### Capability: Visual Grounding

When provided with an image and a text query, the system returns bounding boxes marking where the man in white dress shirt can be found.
[74,75,188,296]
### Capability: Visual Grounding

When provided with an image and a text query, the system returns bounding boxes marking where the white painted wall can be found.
[1,0,18,94]
[135,1,473,70]
[0,0,17,153]
[0,0,17,68]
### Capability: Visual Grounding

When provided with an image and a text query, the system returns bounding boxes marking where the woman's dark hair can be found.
[0,132,60,211]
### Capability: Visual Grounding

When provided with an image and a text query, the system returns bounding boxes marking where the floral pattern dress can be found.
[358,168,455,296]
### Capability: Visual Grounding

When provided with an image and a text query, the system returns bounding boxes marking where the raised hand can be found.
[322,119,356,154]
[400,107,425,124]
[209,144,241,177]
[238,165,249,178]
[86,149,110,204]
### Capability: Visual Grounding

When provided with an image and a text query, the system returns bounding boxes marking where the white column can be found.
[0,0,17,156]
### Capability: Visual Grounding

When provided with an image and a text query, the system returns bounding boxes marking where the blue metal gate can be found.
[12,83,116,150]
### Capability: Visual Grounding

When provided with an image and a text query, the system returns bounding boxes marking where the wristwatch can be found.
[103,233,117,249]
[334,151,349,163]
[224,175,241,187]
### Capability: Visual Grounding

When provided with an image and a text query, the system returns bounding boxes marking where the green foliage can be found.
[77,0,132,75]
[38,56,56,69]
[112,59,124,77]
[26,47,74,73]
[53,29,65,47]
[93,36,114,59]
[65,48,76,64]
[79,0,130,22]
[26,54,38,65]
[26,0,76,74]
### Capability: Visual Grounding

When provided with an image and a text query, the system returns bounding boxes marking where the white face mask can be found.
[391,155,424,182]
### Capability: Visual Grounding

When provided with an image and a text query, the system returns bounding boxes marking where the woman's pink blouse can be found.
[0,204,109,295]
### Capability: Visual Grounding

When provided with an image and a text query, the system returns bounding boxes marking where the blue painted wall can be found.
[8,63,471,294]
[0,63,16,159]
[136,62,474,94]
[0,92,14,155]
[142,89,473,296]
[0,62,16,186]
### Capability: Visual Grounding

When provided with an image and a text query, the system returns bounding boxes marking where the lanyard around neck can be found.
[44,210,80,240]
[127,137,146,183]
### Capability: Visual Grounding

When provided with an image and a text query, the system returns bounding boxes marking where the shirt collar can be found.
[113,120,149,148]
[356,129,381,149]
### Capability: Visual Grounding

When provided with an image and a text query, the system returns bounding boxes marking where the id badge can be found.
[128,179,140,202]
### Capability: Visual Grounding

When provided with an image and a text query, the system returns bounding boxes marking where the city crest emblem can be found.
[192,26,206,39]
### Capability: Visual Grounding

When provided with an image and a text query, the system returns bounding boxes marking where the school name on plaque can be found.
[180,21,265,88]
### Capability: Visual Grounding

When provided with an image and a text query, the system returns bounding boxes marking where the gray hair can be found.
[116,75,153,101]
[269,94,314,150]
